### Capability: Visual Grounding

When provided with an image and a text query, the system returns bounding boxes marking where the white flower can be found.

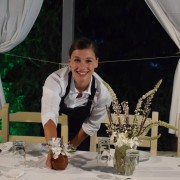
[104,79,177,150]
[111,132,139,148]
[48,137,67,159]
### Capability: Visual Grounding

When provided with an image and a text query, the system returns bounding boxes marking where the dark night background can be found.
[0,0,179,150]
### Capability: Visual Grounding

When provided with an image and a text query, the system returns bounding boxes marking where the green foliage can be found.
[0,1,62,112]
[0,1,62,137]
[10,122,43,136]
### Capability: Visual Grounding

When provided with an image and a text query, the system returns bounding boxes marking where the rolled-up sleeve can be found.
[41,73,65,127]
[82,85,112,136]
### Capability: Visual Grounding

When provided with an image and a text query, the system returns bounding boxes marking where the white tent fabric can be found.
[0,0,43,53]
[145,0,180,49]
[0,0,43,106]
[168,60,180,136]
[145,0,180,136]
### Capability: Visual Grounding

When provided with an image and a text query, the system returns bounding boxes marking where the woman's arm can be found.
[70,128,88,148]
[43,119,57,169]
[44,119,57,142]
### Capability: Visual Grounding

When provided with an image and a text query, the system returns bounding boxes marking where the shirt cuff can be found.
[41,113,58,127]
[82,122,99,136]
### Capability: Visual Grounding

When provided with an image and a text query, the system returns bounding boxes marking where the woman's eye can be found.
[86,59,92,63]
[74,58,80,63]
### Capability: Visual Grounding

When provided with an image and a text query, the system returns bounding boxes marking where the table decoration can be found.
[48,137,68,170]
[103,79,178,175]
[12,140,26,174]
[125,149,139,175]
[13,140,26,158]
[97,137,111,166]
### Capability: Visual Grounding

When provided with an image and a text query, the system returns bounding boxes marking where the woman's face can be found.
[68,48,98,90]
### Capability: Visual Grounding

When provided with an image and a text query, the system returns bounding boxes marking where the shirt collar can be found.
[69,76,92,95]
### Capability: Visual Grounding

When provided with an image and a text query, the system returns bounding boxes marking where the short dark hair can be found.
[69,37,99,58]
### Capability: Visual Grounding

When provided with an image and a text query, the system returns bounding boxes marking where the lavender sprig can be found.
[104,79,177,144]
[103,81,122,129]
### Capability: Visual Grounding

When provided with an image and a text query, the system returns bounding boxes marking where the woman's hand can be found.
[44,119,57,169]
[70,128,88,148]
[46,151,52,169]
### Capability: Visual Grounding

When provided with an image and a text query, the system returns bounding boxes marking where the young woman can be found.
[41,37,112,168]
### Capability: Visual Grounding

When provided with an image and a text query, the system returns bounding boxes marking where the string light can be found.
[99,55,180,63]
[3,53,68,68]
[2,53,180,67]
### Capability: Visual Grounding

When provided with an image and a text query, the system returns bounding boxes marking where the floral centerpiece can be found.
[48,137,68,170]
[103,80,177,175]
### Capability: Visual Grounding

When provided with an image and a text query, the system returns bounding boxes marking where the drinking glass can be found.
[97,137,111,166]
[12,140,26,170]
[125,149,139,176]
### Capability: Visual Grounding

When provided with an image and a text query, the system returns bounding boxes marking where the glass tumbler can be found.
[97,137,111,166]
[12,140,26,170]
[125,149,139,176]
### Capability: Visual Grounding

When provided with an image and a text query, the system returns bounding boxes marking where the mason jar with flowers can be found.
[48,137,68,170]
[104,80,178,175]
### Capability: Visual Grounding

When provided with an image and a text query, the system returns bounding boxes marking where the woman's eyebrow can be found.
[86,57,93,59]
[73,56,80,58]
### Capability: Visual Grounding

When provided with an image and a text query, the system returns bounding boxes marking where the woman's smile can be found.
[69,49,98,91]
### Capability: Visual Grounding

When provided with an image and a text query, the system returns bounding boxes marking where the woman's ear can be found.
[95,58,99,68]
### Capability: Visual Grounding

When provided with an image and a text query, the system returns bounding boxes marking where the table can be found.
[0,143,180,180]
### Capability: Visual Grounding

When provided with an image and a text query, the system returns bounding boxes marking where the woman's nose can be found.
[78,61,87,68]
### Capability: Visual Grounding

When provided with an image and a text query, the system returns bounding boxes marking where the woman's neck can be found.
[74,81,89,94]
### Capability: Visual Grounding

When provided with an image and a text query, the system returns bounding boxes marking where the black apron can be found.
[59,71,96,151]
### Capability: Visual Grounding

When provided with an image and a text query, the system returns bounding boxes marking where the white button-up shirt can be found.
[41,67,112,136]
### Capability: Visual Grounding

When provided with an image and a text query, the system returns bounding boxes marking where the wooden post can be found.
[61,0,74,64]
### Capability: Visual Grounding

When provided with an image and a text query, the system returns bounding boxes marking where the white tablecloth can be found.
[0,143,180,180]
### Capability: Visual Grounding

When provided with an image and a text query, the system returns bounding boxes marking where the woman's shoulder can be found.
[93,72,112,103]
[52,67,69,79]
[93,72,103,83]
[93,72,108,89]
[46,67,69,81]
[44,67,69,89]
